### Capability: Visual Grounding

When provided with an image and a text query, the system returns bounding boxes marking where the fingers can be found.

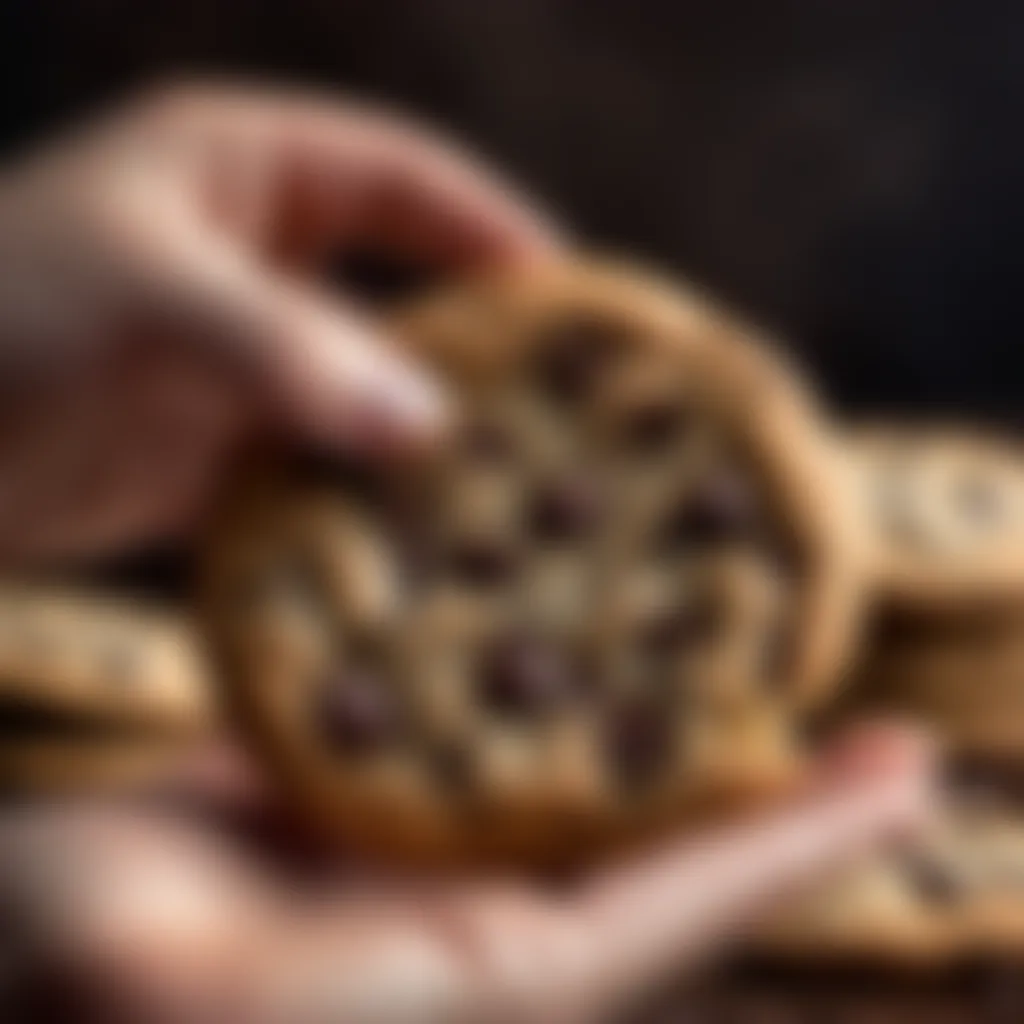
[0,803,279,1022]
[11,725,927,1023]
[124,85,563,454]
[146,234,447,452]
[569,723,936,1014]
[308,108,562,268]
[274,725,935,1024]
[9,457,221,562]
[146,84,562,268]
[142,741,272,814]
[264,102,562,268]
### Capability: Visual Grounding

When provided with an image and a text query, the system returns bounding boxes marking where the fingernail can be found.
[333,331,448,445]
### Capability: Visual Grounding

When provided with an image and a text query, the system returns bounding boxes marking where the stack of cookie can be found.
[744,430,1024,968]
[0,585,214,792]
[750,775,1024,965]
[841,427,1024,764]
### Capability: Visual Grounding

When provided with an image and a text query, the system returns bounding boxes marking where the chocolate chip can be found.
[662,468,758,549]
[426,741,476,795]
[462,421,515,462]
[395,537,437,591]
[902,854,963,904]
[478,633,580,718]
[621,402,688,453]
[759,626,793,687]
[528,477,603,542]
[388,512,443,591]
[605,700,672,788]
[532,318,626,403]
[314,668,401,755]
[638,599,720,659]
[448,539,518,587]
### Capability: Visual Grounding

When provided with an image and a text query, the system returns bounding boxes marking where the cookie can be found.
[754,793,1024,964]
[202,258,864,867]
[848,607,1024,763]
[849,426,1024,609]
[842,426,1024,762]
[0,585,216,792]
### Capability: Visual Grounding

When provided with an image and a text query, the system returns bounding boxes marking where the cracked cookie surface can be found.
[202,260,862,866]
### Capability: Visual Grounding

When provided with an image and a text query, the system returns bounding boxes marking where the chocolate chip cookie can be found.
[848,606,1024,763]
[202,259,864,866]
[0,585,216,791]
[755,792,1024,964]
[850,427,1024,609]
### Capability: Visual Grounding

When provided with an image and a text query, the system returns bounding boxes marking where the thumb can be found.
[570,723,936,1012]
[148,234,446,454]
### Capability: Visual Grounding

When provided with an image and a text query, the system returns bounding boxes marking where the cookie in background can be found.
[750,768,1024,965]
[848,427,1024,609]
[0,584,217,793]
[839,425,1024,765]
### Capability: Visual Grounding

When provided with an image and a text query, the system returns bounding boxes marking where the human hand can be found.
[0,724,933,1023]
[0,83,557,563]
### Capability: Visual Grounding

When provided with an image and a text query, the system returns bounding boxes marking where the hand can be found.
[0,83,558,563]
[0,725,933,1023]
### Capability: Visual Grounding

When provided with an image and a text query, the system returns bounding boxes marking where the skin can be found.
[0,85,936,1022]
[0,83,553,561]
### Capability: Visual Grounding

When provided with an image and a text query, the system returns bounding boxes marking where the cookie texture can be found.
[847,606,1024,763]
[850,426,1024,609]
[0,585,216,791]
[202,259,863,866]
[842,423,1024,763]
[754,790,1024,964]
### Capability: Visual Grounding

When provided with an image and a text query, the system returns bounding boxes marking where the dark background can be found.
[3,0,1023,426]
